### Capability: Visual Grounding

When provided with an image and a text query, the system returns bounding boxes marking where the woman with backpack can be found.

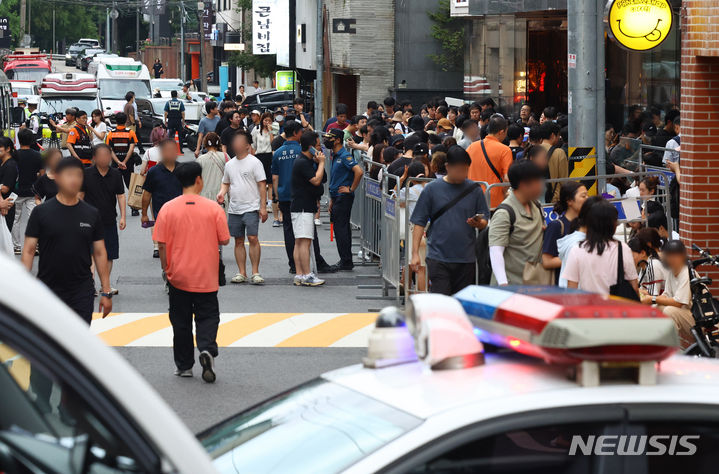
[562,199,639,298]
[541,181,588,284]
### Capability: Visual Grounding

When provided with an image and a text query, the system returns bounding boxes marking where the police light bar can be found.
[454,286,678,367]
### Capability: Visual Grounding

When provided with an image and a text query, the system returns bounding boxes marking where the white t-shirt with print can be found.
[222,154,266,215]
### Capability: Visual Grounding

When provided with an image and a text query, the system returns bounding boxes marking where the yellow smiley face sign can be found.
[608,0,673,51]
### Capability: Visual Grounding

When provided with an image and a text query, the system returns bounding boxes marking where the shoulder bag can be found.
[609,241,640,301]
[480,140,502,182]
[522,203,554,285]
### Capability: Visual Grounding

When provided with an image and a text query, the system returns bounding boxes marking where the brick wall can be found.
[680,1,719,278]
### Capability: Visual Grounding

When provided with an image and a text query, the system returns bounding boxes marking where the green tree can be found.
[428,0,465,72]
[0,0,22,48]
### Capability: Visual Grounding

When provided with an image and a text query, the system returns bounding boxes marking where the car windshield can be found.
[39,97,99,115]
[12,85,34,95]
[99,79,151,100]
[199,379,421,473]
[152,81,182,91]
[69,45,84,53]
[6,68,49,83]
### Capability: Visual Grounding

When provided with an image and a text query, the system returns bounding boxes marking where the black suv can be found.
[240,89,295,113]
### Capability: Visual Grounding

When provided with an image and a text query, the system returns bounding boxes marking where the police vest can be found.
[72,125,93,164]
[166,99,183,122]
[107,128,134,161]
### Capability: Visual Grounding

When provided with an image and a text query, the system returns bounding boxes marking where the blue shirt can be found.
[271,140,302,202]
[197,115,220,136]
[329,147,358,197]
[410,178,488,263]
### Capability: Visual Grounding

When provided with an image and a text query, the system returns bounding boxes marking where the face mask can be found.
[275,115,283,122]
[323,139,335,149]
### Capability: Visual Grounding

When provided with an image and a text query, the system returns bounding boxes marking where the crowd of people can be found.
[0,85,691,380]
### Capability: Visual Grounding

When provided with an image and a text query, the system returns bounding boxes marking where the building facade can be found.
[453,0,682,129]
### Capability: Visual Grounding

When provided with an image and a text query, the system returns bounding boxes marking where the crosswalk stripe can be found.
[97,313,170,346]
[275,313,377,347]
[90,312,378,348]
[215,313,299,346]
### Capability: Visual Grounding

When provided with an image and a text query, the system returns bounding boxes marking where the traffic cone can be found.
[174,131,181,156]
[330,222,334,242]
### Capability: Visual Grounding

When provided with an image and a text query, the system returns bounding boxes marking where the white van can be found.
[95,57,152,114]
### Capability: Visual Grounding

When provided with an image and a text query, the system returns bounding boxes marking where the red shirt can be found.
[153,194,230,292]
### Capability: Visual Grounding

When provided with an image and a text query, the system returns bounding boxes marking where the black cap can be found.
[390,134,405,147]
[324,129,345,140]
[412,142,429,156]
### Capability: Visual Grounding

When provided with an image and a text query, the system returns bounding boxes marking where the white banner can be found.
[252,0,276,55]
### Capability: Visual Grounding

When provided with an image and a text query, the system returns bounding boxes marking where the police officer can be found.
[164,89,186,149]
[106,112,139,190]
[326,128,363,271]
[66,110,94,166]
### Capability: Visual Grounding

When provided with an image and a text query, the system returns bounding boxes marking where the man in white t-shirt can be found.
[217,130,268,285]
[640,240,693,348]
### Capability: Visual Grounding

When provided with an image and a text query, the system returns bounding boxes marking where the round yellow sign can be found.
[608,0,673,51]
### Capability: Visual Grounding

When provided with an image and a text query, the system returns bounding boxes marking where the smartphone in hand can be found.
[141,220,155,228]
[7,192,17,203]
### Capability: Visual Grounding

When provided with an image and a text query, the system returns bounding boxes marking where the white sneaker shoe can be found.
[314,218,322,226]
[293,275,305,286]
[301,273,325,286]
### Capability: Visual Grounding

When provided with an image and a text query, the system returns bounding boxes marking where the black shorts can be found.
[103,222,119,260]
[257,152,273,184]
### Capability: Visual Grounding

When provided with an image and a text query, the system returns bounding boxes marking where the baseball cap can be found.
[27,97,38,105]
[390,134,405,147]
[251,109,261,115]
[324,129,345,140]
[413,142,429,156]
[436,118,453,130]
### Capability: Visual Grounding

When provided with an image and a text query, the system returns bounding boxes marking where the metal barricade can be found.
[358,161,386,261]
[349,152,369,230]
[380,172,402,305]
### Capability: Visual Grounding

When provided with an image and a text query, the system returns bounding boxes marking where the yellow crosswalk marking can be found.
[97,313,170,346]
[90,313,378,347]
[216,313,299,346]
[275,313,377,347]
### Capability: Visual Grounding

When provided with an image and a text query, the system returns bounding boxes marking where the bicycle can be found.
[684,244,719,357]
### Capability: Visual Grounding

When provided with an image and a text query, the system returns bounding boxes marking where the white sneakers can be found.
[294,273,325,287]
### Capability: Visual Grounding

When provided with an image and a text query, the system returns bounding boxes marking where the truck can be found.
[38,72,101,146]
[3,53,51,85]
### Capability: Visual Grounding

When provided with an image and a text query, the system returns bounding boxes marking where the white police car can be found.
[3,251,719,474]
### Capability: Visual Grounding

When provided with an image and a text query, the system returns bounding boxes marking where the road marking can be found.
[90,312,377,348]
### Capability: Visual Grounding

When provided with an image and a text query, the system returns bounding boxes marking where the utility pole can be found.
[567,0,606,192]
[314,0,323,131]
[136,6,140,53]
[180,1,186,82]
[20,0,26,38]
[198,1,206,92]
[106,8,111,52]
[27,0,31,36]
[111,2,118,54]
[52,2,55,53]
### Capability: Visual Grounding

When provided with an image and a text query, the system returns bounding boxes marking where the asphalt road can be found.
[36,61,389,432]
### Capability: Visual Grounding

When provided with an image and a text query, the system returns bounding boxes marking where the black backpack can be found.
[476,204,516,285]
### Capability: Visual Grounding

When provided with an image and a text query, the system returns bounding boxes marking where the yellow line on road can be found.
[97,313,170,346]
[216,313,299,346]
[275,313,377,347]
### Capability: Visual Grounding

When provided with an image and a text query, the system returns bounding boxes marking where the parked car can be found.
[79,49,105,71]
[78,38,101,48]
[77,48,104,71]
[240,88,295,113]
[150,78,183,98]
[64,43,85,66]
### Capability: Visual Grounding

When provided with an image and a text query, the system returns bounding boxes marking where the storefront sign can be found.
[275,70,296,91]
[252,0,277,55]
[608,0,673,51]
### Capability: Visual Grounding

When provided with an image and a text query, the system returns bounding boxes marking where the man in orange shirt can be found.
[153,161,230,383]
[467,115,513,208]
